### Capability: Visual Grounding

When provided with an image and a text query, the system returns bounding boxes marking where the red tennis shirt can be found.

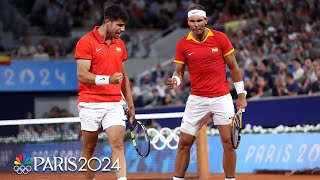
[75,26,127,103]
[174,28,234,98]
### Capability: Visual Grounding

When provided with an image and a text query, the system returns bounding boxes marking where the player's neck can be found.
[98,25,113,43]
[192,28,208,42]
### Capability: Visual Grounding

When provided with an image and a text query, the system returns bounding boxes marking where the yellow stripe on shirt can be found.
[174,60,185,64]
[223,48,234,57]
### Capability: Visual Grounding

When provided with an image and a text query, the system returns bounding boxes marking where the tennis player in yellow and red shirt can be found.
[75,4,134,180]
[167,3,247,180]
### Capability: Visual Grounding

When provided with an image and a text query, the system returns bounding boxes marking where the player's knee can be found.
[109,139,124,151]
[178,138,193,151]
[83,142,97,154]
[220,137,233,150]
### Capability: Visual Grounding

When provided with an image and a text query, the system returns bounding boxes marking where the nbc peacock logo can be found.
[13,154,32,174]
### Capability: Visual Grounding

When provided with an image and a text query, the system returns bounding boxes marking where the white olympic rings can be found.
[147,127,180,150]
[13,165,32,174]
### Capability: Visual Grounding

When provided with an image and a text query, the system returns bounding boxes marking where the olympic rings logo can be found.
[13,165,32,174]
[147,127,180,150]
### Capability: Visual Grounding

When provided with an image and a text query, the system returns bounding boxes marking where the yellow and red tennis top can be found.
[174,28,234,97]
[75,26,127,103]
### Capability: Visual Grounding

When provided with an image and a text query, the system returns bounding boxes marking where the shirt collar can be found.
[186,28,214,43]
[92,26,116,44]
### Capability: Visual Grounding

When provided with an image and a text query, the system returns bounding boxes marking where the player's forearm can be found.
[229,67,246,97]
[77,70,97,84]
[229,67,242,84]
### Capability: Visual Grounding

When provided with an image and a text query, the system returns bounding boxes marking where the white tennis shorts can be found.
[78,102,126,131]
[181,94,235,136]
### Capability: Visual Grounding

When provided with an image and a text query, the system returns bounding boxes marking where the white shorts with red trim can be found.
[77,102,126,131]
[181,94,235,137]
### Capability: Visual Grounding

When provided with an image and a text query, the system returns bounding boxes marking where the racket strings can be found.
[132,123,150,156]
[231,114,241,149]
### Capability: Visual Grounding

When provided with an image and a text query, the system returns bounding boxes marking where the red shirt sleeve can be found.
[121,41,128,62]
[173,40,186,64]
[219,32,234,57]
[74,38,92,60]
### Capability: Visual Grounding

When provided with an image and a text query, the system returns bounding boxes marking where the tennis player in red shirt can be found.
[74,4,134,180]
[167,4,247,180]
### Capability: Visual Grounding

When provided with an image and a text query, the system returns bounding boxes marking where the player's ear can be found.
[204,17,208,25]
[104,18,111,26]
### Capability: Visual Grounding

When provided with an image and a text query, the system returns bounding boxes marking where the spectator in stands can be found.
[145,88,164,107]
[163,88,176,105]
[254,75,271,97]
[272,76,287,96]
[35,124,44,138]
[42,124,58,140]
[53,8,71,37]
[244,62,258,82]
[129,78,144,107]
[32,45,50,61]
[274,46,287,62]
[257,60,273,88]
[278,61,289,85]
[152,64,165,82]
[155,78,166,98]
[244,77,258,98]
[136,38,157,58]
[292,58,305,81]
[27,125,39,141]
[39,38,51,54]
[309,64,320,94]
[304,57,318,83]
[59,108,73,117]
[140,73,154,102]
[303,41,317,59]
[48,106,60,118]
[17,36,36,58]
[285,73,300,96]
[17,125,28,141]
[25,112,33,119]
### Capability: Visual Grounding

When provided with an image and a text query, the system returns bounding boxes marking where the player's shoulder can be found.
[77,31,94,45]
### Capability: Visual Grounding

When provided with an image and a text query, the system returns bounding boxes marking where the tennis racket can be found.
[231,109,243,149]
[121,93,150,157]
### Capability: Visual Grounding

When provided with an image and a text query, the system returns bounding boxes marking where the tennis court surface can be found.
[2,173,320,180]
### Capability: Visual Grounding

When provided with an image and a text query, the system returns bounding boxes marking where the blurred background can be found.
[0,0,319,179]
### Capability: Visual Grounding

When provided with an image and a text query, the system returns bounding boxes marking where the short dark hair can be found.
[292,58,301,64]
[187,3,205,12]
[104,4,129,22]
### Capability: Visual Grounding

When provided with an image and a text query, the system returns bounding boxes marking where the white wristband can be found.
[172,76,181,86]
[95,75,110,85]
[233,81,247,95]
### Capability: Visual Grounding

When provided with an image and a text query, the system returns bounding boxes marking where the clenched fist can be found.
[167,78,177,89]
[109,72,124,84]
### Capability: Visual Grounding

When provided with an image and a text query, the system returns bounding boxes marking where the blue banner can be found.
[0,61,78,92]
[209,133,320,173]
[0,140,197,173]
[1,133,318,173]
